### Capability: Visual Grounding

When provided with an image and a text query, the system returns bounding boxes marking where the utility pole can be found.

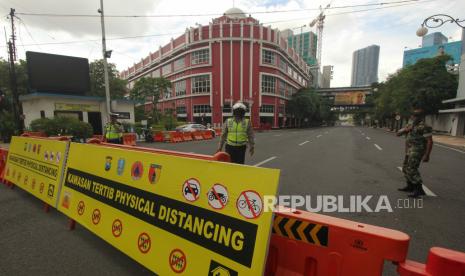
[7,8,23,133]
[98,0,112,115]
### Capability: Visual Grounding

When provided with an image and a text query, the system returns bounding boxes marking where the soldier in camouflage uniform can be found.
[397,109,433,198]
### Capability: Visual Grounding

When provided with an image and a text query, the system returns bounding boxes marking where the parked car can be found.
[175,124,216,137]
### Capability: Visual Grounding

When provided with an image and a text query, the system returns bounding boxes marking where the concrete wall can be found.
[426,114,456,134]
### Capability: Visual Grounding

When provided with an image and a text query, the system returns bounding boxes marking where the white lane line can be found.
[374,144,383,151]
[253,156,277,167]
[436,144,465,154]
[396,167,437,197]
[299,141,310,146]
[274,134,282,137]
[317,134,322,138]
[366,137,371,140]
[361,133,365,136]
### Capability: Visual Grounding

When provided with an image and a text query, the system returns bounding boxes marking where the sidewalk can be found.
[379,127,465,151]
[433,134,465,151]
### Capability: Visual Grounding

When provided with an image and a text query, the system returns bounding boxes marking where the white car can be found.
[175,124,216,137]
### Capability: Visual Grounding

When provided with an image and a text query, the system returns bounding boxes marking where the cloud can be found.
[1,0,464,87]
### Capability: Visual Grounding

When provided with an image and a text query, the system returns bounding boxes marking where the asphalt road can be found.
[1,126,464,275]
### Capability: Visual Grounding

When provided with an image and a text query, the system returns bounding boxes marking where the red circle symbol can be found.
[92,209,101,225]
[169,249,187,273]
[112,219,123,237]
[137,232,151,254]
[182,178,201,202]
[236,190,263,219]
[77,201,85,216]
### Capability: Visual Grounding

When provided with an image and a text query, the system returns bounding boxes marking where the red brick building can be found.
[120,8,312,128]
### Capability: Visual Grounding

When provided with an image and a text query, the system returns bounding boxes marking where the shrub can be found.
[30,117,93,140]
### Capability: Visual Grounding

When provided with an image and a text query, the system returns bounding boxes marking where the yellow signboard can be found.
[4,136,69,207]
[55,102,100,112]
[58,143,280,275]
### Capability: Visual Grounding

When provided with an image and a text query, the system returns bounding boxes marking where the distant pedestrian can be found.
[396,108,433,198]
[104,113,123,144]
[217,102,255,164]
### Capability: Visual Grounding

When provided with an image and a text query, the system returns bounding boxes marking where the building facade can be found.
[281,29,318,66]
[403,41,462,67]
[422,32,448,47]
[321,65,333,88]
[350,45,380,87]
[120,8,311,128]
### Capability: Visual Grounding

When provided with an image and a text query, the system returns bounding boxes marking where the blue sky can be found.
[0,0,463,87]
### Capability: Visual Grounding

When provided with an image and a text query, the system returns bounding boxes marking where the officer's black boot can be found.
[398,182,414,192]
[408,186,426,198]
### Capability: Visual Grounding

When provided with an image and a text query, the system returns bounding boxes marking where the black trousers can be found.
[225,144,247,164]
[106,138,122,144]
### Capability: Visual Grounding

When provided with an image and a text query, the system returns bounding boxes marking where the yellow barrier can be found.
[4,136,69,207]
[57,142,280,275]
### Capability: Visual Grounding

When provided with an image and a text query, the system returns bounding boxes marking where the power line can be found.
[2,0,429,48]
[15,0,420,18]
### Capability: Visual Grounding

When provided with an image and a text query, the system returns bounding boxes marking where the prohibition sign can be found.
[236,190,263,219]
[137,232,151,254]
[169,249,187,273]
[77,200,85,216]
[207,184,229,209]
[92,209,101,225]
[182,178,200,202]
[112,219,123,237]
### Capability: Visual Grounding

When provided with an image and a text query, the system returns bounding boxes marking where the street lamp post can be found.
[416,14,465,136]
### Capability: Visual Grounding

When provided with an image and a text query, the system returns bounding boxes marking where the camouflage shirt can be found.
[406,121,432,149]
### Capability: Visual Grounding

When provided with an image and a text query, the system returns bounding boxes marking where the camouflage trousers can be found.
[402,148,425,188]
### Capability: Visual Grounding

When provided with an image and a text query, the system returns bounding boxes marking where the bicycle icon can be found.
[238,199,261,212]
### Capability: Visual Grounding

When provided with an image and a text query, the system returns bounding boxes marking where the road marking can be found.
[436,144,465,154]
[396,167,437,197]
[324,131,328,134]
[374,144,383,151]
[299,141,310,146]
[361,133,365,136]
[317,134,322,138]
[366,137,371,140]
[274,134,282,137]
[253,156,277,167]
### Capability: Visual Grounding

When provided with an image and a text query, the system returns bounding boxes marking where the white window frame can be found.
[191,75,211,94]
[191,49,210,65]
[262,49,275,65]
[261,75,276,94]
[175,80,186,96]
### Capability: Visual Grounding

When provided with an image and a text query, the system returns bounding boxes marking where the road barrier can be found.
[182,131,193,141]
[398,247,465,276]
[153,131,164,142]
[91,135,104,141]
[122,133,137,146]
[3,136,465,275]
[266,207,410,276]
[3,136,70,208]
[214,128,222,137]
[193,131,204,141]
[202,130,213,140]
[21,131,47,137]
[0,147,8,185]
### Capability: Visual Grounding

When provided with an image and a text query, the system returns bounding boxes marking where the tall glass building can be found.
[350,45,380,87]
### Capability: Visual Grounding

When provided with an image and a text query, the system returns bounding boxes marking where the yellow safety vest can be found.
[105,123,123,140]
[227,118,249,146]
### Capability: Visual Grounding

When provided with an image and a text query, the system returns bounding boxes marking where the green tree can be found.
[89,59,127,99]
[287,88,323,127]
[129,77,171,123]
[373,55,458,127]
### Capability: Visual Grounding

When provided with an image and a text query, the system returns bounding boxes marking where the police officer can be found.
[104,113,123,144]
[397,108,433,198]
[217,102,255,164]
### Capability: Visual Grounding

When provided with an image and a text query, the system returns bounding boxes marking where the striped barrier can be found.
[122,133,137,146]
[202,130,213,140]
[193,131,204,141]
[153,131,164,142]
[182,131,193,141]
[266,207,410,276]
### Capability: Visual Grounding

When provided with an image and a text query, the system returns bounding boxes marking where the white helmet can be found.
[232,102,247,111]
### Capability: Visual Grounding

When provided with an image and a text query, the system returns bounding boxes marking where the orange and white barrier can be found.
[122,133,137,146]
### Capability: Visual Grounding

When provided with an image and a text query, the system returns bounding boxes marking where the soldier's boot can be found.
[408,186,426,198]
[398,181,415,192]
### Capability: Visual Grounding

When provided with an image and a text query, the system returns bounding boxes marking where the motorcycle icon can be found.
[208,190,227,204]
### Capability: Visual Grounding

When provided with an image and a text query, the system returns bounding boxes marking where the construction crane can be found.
[309,3,330,70]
